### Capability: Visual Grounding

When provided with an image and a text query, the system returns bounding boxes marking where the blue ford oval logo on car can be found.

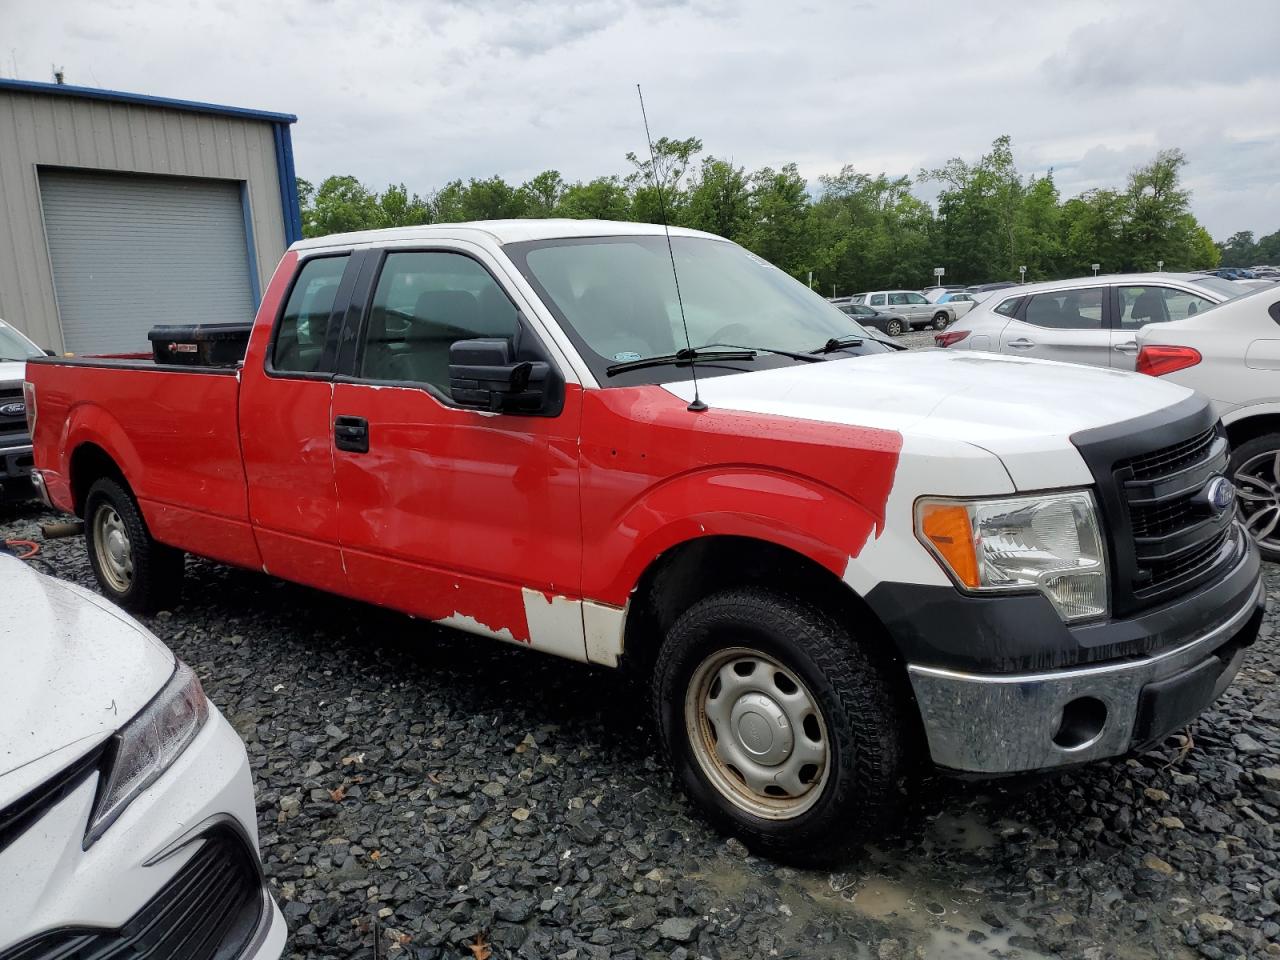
[1201,476,1236,514]
[0,401,24,418]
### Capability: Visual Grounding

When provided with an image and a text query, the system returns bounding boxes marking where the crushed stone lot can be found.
[5,330,1278,960]
[6,505,1279,960]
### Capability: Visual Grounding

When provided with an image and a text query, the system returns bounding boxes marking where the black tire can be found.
[652,587,906,866]
[885,318,904,337]
[932,312,949,330]
[1228,433,1280,562]
[84,476,184,613]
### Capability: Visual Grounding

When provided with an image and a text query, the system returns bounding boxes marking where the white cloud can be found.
[4,0,1278,236]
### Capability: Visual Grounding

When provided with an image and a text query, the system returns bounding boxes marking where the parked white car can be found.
[1136,284,1280,560]
[0,555,286,958]
[934,273,1244,369]
[848,290,953,330]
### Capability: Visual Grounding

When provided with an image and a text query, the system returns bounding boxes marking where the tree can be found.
[304,175,383,237]
[684,157,752,241]
[626,135,702,224]
[378,183,432,227]
[742,164,815,280]
[519,170,566,218]
[1121,149,1194,270]
[556,176,632,220]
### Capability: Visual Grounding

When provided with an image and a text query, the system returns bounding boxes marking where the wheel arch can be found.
[69,441,131,517]
[1222,408,1280,449]
[621,534,920,739]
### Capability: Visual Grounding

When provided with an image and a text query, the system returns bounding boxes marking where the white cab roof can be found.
[292,219,725,252]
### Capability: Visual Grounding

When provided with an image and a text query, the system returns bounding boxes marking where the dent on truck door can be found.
[331,248,584,656]
[239,252,354,594]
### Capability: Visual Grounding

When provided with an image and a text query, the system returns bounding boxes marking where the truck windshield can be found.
[506,235,889,385]
[0,321,44,361]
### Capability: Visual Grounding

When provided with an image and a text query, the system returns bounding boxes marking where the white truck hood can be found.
[0,556,174,796]
[664,350,1197,489]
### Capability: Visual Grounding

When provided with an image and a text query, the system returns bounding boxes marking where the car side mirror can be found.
[449,338,550,413]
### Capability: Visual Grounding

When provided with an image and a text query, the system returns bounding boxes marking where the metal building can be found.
[0,79,301,354]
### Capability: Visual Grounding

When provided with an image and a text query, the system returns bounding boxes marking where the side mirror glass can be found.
[449,338,550,413]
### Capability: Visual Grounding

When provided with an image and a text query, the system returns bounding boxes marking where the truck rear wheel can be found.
[653,588,905,865]
[85,477,184,614]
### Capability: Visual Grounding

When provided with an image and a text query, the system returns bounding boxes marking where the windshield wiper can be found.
[0,356,29,362]
[605,347,756,376]
[695,342,825,363]
[810,335,865,355]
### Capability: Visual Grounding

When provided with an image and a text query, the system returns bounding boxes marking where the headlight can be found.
[85,660,209,848]
[915,490,1108,622]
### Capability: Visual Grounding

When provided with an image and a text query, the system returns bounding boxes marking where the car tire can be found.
[653,587,906,866]
[932,312,949,330]
[1228,433,1280,562]
[885,318,904,337]
[85,476,185,613]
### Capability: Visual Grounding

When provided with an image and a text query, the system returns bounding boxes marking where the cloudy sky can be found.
[5,0,1279,237]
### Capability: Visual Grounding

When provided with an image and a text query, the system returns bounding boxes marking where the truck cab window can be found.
[360,251,519,393]
[273,255,348,373]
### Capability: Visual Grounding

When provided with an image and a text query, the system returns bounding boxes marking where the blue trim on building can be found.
[273,123,304,245]
[239,183,262,308]
[0,78,297,124]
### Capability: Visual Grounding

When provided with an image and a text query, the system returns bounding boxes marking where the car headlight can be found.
[85,660,209,848]
[915,490,1108,622]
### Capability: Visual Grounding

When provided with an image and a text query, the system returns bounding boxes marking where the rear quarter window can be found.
[994,296,1022,317]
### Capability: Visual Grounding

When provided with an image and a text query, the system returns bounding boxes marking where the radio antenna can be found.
[637,83,706,413]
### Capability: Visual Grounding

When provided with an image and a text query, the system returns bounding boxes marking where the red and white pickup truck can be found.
[26,221,1264,863]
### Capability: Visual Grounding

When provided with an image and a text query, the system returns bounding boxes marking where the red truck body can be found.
[28,249,899,657]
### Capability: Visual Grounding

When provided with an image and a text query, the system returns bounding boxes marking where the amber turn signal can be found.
[918,502,980,588]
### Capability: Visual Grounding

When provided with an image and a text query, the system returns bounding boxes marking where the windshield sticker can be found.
[612,352,643,362]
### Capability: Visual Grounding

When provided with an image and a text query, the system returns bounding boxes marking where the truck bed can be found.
[26,356,261,569]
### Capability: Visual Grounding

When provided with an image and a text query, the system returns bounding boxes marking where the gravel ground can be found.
[6,335,1279,959]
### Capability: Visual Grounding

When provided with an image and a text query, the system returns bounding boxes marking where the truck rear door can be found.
[238,251,358,594]
[329,244,585,655]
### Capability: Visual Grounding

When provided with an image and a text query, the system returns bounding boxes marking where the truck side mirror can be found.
[448,338,551,413]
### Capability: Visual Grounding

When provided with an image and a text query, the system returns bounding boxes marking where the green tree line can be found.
[297,134,1231,294]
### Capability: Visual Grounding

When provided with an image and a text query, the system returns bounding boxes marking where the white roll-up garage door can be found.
[39,169,255,354]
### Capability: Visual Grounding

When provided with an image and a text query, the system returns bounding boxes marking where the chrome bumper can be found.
[907,571,1265,775]
[29,466,52,507]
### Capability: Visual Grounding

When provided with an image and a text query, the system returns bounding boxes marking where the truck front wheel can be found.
[85,477,184,614]
[653,588,905,865]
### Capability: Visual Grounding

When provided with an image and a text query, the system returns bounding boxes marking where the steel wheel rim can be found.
[1235,449,1280,550]
[93,504,134,592]
[684,646,831,820]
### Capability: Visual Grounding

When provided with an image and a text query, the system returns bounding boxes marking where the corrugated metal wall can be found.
[0,89,288,351]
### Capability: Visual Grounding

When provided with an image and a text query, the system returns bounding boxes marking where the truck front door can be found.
[330,245,585,656]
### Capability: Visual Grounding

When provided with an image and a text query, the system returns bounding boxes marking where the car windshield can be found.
[0,321,42,361]
[506,235,891,384]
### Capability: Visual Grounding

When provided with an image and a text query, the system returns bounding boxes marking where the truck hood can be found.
[663,349,1197,489]
[0,556,174,792]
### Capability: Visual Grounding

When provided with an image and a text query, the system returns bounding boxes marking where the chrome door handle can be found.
[1007,338,1035,349]
[1113,341,1139,353]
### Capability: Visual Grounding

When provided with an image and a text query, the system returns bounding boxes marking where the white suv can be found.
[935,273,1244,368]
[849,290,953,330]
[1136,283,1280,559]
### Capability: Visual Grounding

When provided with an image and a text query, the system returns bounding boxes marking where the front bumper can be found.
[0,441,33,490]
[0,707,284,959]
[905,532,1265,774]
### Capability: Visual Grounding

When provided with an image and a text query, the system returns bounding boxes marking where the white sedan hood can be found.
[0,556,173,789]
[664,350,1197,489]
[0,359,25,387]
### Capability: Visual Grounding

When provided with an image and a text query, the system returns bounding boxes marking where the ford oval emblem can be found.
[1201,476,1236,515]
[0,401,24,418]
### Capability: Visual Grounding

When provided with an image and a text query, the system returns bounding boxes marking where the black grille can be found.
[0,387,25,438]
[1119,426,1217,482]
[0,827,264,960]
[1120,426,1235,598]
